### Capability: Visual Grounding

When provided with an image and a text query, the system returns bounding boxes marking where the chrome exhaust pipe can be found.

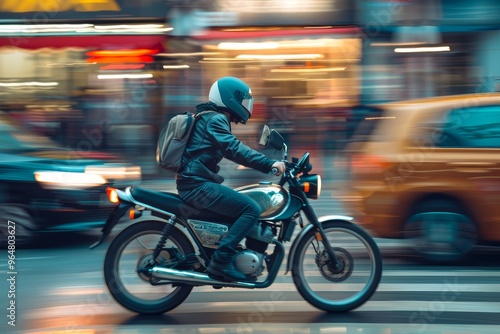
[149,266,256,288]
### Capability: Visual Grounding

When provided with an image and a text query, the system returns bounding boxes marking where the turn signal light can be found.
[300,174,321,199]
[106,187,119,203]
[129,208,143,220]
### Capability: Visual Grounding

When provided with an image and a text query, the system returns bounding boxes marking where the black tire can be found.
[0,205,35,248]
[104,220,194,314]
[291,220,382,312]
[404,199,477,263]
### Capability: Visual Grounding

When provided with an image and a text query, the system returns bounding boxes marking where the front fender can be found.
[285,215,354,274]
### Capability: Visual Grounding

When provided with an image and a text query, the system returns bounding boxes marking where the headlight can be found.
[34,171,108,189]
[84,165,142,180]
[300,174,321,199]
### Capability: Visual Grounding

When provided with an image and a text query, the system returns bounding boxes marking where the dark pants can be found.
[178,182,262,263]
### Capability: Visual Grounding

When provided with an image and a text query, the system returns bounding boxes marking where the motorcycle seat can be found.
[129,186,234,223]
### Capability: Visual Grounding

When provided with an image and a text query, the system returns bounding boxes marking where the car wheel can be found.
[0,205,35,248]
[404,200,477,263]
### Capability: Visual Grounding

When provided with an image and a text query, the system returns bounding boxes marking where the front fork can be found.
[302,204,341,269]
[286,176,342,269]
[313,224,342,269]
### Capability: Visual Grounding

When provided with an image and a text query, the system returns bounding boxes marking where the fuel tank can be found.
[236,183,290,219]
[187,183,291,249]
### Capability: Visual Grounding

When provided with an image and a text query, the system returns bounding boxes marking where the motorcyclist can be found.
[176,76,286,281]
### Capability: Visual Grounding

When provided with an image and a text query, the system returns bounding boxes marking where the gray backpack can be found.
[156,111,213,173]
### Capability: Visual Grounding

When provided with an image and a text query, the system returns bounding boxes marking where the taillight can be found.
[351,154,392,175]
[106,187,119,203]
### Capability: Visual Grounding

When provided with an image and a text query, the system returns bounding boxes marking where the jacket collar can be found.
[195,102,218,112]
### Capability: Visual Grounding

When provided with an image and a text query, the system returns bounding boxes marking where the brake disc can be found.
[315,247,353,282]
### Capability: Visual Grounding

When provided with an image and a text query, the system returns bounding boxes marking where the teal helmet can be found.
[208,76,254,124]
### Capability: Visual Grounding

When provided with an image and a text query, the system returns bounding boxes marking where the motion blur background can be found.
[0,0,499,176]
[4,4,500,332]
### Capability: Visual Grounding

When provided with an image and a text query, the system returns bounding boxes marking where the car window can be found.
[409,105,500,149]
[441,106,500,148]
[348,105,386,142]
[0,114,60,152]
[0,130,58,151]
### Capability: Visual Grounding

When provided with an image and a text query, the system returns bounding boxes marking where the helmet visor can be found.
[242,95,254,114]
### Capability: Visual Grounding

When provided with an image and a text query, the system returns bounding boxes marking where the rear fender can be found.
[285,215,354,274]
[89,188,133,249]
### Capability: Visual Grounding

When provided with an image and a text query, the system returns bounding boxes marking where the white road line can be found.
[24,300,500,319]
[0,256,56,267]
[46,280,500,298]
[381,270,500,277]
[46,281,500,296]
[190,282,500,293]
[176,300,500,314]
[15,256,55,260]
[21,323,500,334]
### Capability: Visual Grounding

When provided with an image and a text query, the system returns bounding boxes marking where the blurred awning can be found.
[0,0,120,12]
[193,27,361,43]
[0,35,166,51]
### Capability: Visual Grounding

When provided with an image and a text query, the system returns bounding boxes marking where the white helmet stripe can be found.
[208,81,224,106]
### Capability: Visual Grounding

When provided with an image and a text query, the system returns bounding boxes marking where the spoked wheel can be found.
[104,220,195,314]
[292,220,382,312]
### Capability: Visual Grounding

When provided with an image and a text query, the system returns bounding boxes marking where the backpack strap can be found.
[194,110,214,119]
[179,111,218,171]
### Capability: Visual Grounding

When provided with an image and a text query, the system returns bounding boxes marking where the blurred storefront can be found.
[164,0,361,155]
[0,0,171,174]
[4,0,500,176]
[357,0,500,103]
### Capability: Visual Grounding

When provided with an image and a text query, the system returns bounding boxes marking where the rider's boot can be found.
[206,258,247,281]
[207,213,258,282]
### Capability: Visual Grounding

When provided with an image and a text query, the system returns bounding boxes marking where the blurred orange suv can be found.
[345,93,500,263]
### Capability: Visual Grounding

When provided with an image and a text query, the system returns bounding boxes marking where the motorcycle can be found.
[90,126,382,314]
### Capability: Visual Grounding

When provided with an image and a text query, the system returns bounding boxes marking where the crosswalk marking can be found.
[174,300,500,314]
[22,260,500,332]
[189,283,498,292]
[25,300,500,319]
[19,323,500,334]
[46,266,500,296]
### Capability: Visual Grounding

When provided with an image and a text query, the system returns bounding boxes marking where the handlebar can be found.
[272,152,310,177]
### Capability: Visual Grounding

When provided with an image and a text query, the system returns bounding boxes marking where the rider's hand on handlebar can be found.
[271,161,286,176]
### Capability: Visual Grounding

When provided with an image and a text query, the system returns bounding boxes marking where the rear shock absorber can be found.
[151,215,177,262]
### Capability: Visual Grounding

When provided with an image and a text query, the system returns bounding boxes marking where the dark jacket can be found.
[176,102,275,190]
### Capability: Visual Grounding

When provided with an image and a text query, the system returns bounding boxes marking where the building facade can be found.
[1,0,500,175]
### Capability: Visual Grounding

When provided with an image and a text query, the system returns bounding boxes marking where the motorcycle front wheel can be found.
[104,220,195,314]
[291,220,382,312]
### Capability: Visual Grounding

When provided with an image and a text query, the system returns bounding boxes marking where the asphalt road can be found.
[2,175,500,334]
[2,219,500,333]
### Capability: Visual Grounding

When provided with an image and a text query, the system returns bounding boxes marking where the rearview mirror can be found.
[258,125,271,146]
[259,125,285,151]
[268,130,285,151]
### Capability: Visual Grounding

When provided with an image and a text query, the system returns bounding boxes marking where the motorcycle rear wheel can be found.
[291,220,382,312]
[104,220,195,314]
